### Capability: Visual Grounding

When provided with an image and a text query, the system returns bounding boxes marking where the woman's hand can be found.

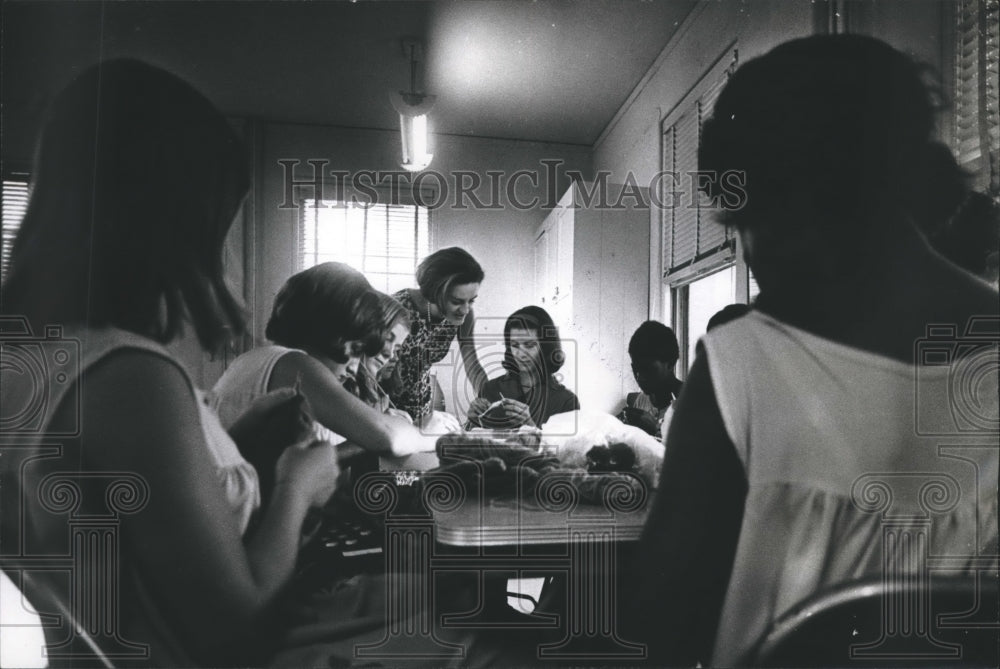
[274,441,340,509]
[501,398,534,427]
[466,397,492,423]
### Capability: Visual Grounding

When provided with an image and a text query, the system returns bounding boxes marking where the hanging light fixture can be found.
[389,39,435,172]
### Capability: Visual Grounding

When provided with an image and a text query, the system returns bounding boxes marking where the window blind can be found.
[299,198,430,295]
[954,0,999,194]
[1,177,30,282]
[661,47,739,280]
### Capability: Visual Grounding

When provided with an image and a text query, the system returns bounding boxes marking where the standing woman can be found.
[390,247,488,424]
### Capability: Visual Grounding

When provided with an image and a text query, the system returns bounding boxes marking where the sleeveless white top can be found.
[210,344,345,445]
[17,326,262,534]
[704,311,998,665]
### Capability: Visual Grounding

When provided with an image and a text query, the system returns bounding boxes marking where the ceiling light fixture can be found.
[389,39,435,172]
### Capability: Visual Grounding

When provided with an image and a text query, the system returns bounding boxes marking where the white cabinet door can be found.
[533,226,551,307]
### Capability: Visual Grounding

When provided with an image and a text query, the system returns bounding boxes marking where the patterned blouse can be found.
[389,289,461,422]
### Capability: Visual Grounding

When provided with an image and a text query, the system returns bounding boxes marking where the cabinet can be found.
[532,182,650,412]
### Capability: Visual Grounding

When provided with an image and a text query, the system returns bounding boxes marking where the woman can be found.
[354,293,412,418]
[389,247,488,424]
[212,263,435,456]
[0,60,339,665]
[466,305,579,429]
[628,35,999,666]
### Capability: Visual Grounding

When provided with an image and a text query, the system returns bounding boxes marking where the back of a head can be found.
[266,262,384,362]
[416,247,484,307]
[707,304,751,332]
[628,320,680,366]
[700,35,966,290]
[2,59,248,349]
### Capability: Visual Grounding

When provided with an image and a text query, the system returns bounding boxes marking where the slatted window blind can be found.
[661,48,739,280]
[954,0,999,194]
[1,176,30,282]
[299,198,430,295]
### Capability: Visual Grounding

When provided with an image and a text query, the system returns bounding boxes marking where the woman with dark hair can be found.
[466,305,579,429]
[389,246,488,424]
[628,35,998,666]
[0,60,339,665]
[213,262,435,456]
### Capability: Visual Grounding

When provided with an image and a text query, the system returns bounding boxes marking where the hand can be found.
[466,397,492,423]
[274,441,340,509]
[385,408,414,424]
[500,398,534,427]
[621,407,659,436]
[228,387,314,454]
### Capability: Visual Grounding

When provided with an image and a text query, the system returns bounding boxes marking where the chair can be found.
[1,567,115,669]
[750,574,999,668]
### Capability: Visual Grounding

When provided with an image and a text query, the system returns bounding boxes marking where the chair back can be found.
[750,575,999,667]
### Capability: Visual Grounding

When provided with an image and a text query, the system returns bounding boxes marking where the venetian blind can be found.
[661,48,739,279]
[299,197,430,295]
[954,0,999,194]
[1,177,30,282]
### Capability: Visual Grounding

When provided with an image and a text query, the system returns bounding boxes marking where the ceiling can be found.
[2,0,696,146]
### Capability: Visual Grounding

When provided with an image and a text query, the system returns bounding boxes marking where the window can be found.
[659,46,753,373]
[1,175,29,282]
[298,197,430,295]
[660,46,738,282]
[953,0,999,195]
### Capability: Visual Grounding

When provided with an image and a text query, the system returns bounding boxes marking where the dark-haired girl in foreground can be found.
[0,60,339,666]
[628,35,998,666]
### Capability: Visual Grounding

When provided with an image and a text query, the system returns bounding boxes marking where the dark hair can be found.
[699,35,967,286]
[706,303,751,332]
[930,192,1000,283]
[1,59,248,350]
[502,305,566,379]
[416,247,484,311]
[265,262,384,363]
[628,321,680,366]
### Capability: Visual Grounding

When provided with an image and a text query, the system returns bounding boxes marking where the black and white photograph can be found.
[1,1,997,667]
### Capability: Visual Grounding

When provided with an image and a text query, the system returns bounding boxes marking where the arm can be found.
[269,351,436,456]
[76,351,337,664]
[458,308,488,394]
[623,353,747,666]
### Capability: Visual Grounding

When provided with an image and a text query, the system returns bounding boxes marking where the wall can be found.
[589,0,815,397]
[255,122,591,412]
[589,0,949,397]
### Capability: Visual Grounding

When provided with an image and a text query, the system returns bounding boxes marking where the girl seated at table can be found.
[354,293,412,421]
[466,305,579,429]
[0,59,340,666]
[212,262,437,456]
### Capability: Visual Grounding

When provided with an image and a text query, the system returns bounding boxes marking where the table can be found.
[363,456,652,661]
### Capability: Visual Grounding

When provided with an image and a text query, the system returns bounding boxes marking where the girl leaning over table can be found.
[389,247,489,426]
